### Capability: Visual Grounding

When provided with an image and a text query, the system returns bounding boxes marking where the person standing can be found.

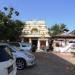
[48,39,54,51]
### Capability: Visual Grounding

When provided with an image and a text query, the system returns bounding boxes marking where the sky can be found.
[0,0,75,31]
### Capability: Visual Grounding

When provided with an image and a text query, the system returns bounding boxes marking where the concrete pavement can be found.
[17,52,75,75]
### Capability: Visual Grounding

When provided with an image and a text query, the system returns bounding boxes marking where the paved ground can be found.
[52,52,75,65]
[17,52,75,75]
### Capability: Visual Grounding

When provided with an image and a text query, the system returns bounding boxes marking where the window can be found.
[9,43,20,47]
[71,44,75,49]
[21,43,28,47]
[0,45,13,62]
[69,41,75,43]
[22,44,27,47]
[21,43,31,47]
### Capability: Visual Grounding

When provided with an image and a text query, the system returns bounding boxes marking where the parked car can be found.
[0,43,35,70]
[10,46,36,70]
[0,43,17,75]
[8,42,32,52]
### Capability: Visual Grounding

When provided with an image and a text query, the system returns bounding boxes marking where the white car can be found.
[10,46,36,70]
[8,42,32,52]
[0,44,17,75]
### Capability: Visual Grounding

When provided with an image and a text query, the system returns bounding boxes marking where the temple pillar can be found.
[37,39,40,51]
[29,38,32,44]
[46,39,49,48]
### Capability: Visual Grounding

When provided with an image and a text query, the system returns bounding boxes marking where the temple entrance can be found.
[40,40,46,50]
[32,39,38,52]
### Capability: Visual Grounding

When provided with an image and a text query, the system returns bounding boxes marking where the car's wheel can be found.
[16,58,26,70]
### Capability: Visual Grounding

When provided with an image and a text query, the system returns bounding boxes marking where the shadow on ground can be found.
[17,52,75,75]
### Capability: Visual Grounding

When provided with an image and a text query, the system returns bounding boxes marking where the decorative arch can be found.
[31,28,38,34]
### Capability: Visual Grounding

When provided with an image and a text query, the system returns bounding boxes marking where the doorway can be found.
[32,39,38,52]
[40,40,46,49]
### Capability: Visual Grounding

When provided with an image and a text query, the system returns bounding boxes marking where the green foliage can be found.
[0,7,24,41]
[48,24,68,36]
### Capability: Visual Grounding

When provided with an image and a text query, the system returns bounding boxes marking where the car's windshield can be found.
[21,43,31,47]
[0,45,13,62]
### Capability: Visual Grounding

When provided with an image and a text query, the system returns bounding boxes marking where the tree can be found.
[0,7,24,41]
[48,24,69,36]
